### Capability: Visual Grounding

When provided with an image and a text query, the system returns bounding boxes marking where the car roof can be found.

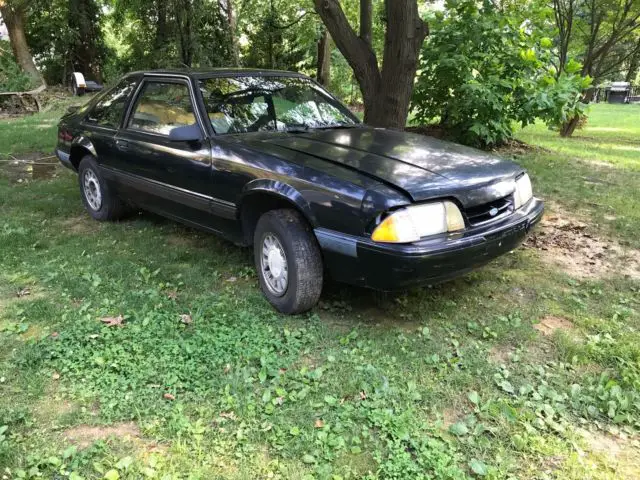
[125,68,309,80]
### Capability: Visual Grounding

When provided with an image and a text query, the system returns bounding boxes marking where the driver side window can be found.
[128,81,196,136]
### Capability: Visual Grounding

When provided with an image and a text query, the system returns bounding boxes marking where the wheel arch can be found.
[69,136,97,171]
[238,180,317,246]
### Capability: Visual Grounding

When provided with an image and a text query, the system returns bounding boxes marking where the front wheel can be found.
[254,209,323,314]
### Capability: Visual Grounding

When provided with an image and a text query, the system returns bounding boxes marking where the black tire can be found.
[78,156,125,221]
[254,209,323,314]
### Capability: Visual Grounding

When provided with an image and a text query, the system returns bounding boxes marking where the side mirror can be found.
[169,124,202,142]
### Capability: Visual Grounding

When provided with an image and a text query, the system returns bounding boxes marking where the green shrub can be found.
[0,40,32,93]
[412,0,588,147]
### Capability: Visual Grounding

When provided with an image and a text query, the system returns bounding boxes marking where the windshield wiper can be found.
[285,123,311,133]
[315,123,360,130]
[285,122,360,133]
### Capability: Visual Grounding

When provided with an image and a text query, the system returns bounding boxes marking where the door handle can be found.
[115,140,130,151]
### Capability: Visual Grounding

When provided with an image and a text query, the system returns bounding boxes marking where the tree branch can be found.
[313,0,380,97]
[359,0,372,46]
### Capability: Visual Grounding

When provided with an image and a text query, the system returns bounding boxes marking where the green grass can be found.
[517,104,640,171]
[0,102,639,479]
[0,96,90,156]
[513,104,640,249]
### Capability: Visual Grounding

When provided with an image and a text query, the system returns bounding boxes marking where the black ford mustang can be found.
[56,69,544,314]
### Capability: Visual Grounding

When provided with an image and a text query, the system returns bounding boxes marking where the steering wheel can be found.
[246,113,275,132]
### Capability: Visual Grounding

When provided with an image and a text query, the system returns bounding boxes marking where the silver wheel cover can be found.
[83,169,102,211]
[260,233,288,296]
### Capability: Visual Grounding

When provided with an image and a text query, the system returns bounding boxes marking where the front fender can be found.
[240,179,317,227]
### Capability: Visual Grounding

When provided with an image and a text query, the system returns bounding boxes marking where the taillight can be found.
[58,129,73,142]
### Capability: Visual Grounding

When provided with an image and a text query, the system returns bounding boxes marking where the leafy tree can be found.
[0,39,32,91]
[0,0,43,85]
[25,0,107,84]
[412,0,588,147]
[552,0,640,84]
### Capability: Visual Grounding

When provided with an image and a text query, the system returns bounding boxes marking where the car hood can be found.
[260,127,523,206]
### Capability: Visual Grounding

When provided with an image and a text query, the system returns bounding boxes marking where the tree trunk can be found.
[359,0,372,47]
[560,115,580,137]
[313,0,427,129]
[0,3,44,85]
[176,0,195,66]
[625,39,640,82]
[317,29,331,86]
[68,0,102,82]
[226,0,240,66]
[153,0,168,63]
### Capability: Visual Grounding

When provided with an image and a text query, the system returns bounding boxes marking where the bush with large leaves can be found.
[412,0,588,148]
[0,41,32,92]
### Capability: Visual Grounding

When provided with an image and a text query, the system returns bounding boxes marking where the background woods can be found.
[1,0,640,141]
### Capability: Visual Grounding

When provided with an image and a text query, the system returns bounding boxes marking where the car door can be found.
[112,76,215,224]
[80,76,140,168]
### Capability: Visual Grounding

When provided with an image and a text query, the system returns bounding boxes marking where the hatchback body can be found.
[56,69,544,313]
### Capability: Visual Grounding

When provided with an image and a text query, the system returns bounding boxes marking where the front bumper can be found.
[316,197,544,290]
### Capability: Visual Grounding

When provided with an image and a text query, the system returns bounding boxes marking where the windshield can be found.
[199,76,359,134]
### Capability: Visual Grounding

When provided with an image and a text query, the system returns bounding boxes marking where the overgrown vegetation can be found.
[411,0,589,147]
[1,100,639,478]
[0,41,32,92]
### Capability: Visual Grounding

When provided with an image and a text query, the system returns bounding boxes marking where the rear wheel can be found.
[78,156,125,221]
[254,209,323,314]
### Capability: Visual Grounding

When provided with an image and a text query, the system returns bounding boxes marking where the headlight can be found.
[371,201,465,243]
[514,173,533,209]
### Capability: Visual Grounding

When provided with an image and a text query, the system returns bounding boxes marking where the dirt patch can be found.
[533,315,574,336]
[63,422,141,449]
[164,232,201,248]
[577,429,640,477]
[406,125,449,140]
[441,408,464,429]
[524,214,640,279]
[493,138,550,156]
[488,345,513,363]
[59,215,97,235]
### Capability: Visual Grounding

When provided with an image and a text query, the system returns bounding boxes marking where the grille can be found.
[464,195,514,226]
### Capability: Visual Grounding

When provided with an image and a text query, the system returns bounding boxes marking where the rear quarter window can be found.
[85,77,139,129]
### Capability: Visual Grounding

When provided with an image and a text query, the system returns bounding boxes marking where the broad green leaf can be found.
[449,422,469,436]
[104,470,120,480]
[469,459,488,476]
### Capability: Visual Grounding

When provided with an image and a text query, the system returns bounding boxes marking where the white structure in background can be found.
[0,15,9,41]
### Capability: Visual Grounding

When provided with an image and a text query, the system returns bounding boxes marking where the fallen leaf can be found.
[17,288,31,297]
[226,276,237,283]
[223,364,231,374]
[359,391,367,400]
[275,396,284,405]
[166,290,178,300]
[52,372,60,380]
[51,332,59,338]
[163,393,175,401]
[89,334,99,339]
[314,419,324,428]
[180,314,192,325]
[219,411,237,420]
[100,315,124,327]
